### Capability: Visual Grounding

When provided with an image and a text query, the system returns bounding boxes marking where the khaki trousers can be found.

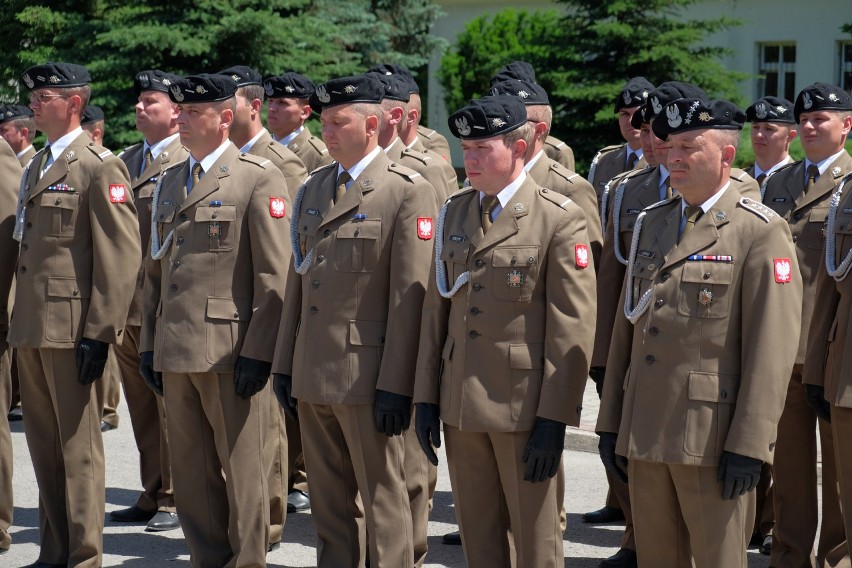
[630,460,753,568]
[18,347,104,568]
[444,425,563,568]
[163,372,269,568]
[112,325,174,512]
[772,369,847,568]
[260,383,288,544]
[286,414,308,493]
[0,348,12,550]
[300,401,412,568]
[404,407,437,567]
[830,406,852,568]
[95,347,121,428]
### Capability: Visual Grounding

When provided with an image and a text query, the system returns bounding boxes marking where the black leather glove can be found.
[234,356,271,399]
[805,384,831,423]
[415,402,441,466]
[273,373,298,419]
[598,431,628,483]
[139,351,163,395]
[373,389,412,436]
[76,338,110,385]
[589,366,606,398]
[522,417,567,482]
[717,451,762,500]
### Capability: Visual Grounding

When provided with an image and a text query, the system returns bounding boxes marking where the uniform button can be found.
[654,299,664,308]
[312,280,320,288]
[475,259,484,267]
[793,212,803,221]
[354,229,360,236]
[470,307,480,315]
[448,251,454,259]
[169,284,177,291]
[309,306,318,314]
[645,355,655,364]
[72,289,79,296]
[792,235,798,243]
[317,255,325,262]
[660,272,670,281]
[648,326,659,336]
[324,230,331,237]
[468,330,479,339]
[21,244,27,251]
[212,212,218,219]
[176,236,184,245]
[473,283,482,291]
[173,260,181,267]
[19,266,25,273]
[26,222,31,229]
[179,213,188,221]
[720,390,728,399]
[55,198,61,205]
[233,311,239,318]
[703,272,711,279]
[27,200,33,207]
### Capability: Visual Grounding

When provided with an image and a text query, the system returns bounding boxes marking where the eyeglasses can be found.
[29,93,68,104]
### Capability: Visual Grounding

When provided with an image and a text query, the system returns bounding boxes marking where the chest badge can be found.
[507,270,523,287]
[698,288,713,306]
[209,221,221,237]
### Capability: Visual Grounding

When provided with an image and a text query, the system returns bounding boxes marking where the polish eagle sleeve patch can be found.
[575,244,589,268]
[774,258,792,283]
[109,184,127,203]
[417,217,433,240]
[270,197,287,218]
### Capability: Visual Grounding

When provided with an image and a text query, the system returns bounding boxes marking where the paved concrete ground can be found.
[6,381,776,566]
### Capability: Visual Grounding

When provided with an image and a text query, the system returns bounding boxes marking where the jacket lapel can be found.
[662,189,737,269]
[319,152,385,228]
[637,168,662,208]
[179,143,237,212]
[462,192,484,249]
[476,177,535,251]
[32,134,89,197]
[797,152,852,211]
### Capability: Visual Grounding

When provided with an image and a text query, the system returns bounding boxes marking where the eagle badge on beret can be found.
[755,103,768,119]
[170,85,184,102]
[651,96,662,115]
[666,104,682,128]
[803,92,813,109]
[23,73,34,88]
[455,116,471,136]
[264,82,274,96]
[316,84,330,103]
[622,90,631,104]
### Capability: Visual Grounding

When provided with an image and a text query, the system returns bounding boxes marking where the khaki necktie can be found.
[756,172,767,187]
[664,176,673,200]
[335,171,351,204]
[37,145,51,180]
[188,162,202,194]
[805,164,819,192]
[680,206,702,243]
[481,195,499,234]
[144,148,154,169]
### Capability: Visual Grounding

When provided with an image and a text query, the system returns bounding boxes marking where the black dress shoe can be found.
[22,562,67,567]
[599,548,637,568]
[267,542,280,553]
[7,407,22,421]
[146,511,180,531]
[581,506,625,524]
[759,535,772,556]
[287,490,310,512]
[442,530,461,545]
[109,505,156,523]
[100,421,116,432]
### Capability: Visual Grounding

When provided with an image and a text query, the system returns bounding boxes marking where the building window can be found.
[758,43,796,101]
[841,42,852,96]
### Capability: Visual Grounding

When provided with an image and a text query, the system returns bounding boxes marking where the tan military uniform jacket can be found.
[249,130,307,203]
[597,189,802,465]
[17,146,36,169]
[385,137,457,207]
[527,153,603,269]
[0,140,21,335]
[273,150,437,404]
[589,144,647,205]
[544,135,575,171]
[804,173,852,407]
[416,125,451,161]
[414,177,596,432]
[763,152,852,364]
[286,127,332,174]
[8,132,140,348]
[141,143,290,372]
[120,138,189,327]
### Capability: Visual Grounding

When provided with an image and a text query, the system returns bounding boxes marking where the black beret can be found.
[490,61,537,85]
[367,64,420,94]
[489,79,549,106]
[22,62,90,90]
[448,96,527,140]
[652,98,745,140]
[646,82,709,120]
[309,75,385,110]
[134,70,181,96]
[81,105,104,125]
[168,74,237,104]
[745,96,795,124]
[263,71,315,99]
[615,77,655,112]
[794,82,852,122]
[0,104,33,124]
[219,65,262,88]
[365,72,409,103]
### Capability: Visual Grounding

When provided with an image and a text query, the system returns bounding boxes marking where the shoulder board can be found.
[118,142,141,159]
[538,187,574,209]
[86,145,113,161]
[239,153,271,168]
[770,161,799,177]
[266,140,289,159]
[161,160,185,174]
[730,169,749,182]
[447,185,476,201]
[388,161,422,181]
[400,148,432,166]
[643,196,677,213]
[739,197,777,222]
[597,144,624,155]
[547,161,574,181]
[307,136,329,155]
[620,165,655,185]
[418,126,438,139]
[307,161,336,177]
[545,138,566,150]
